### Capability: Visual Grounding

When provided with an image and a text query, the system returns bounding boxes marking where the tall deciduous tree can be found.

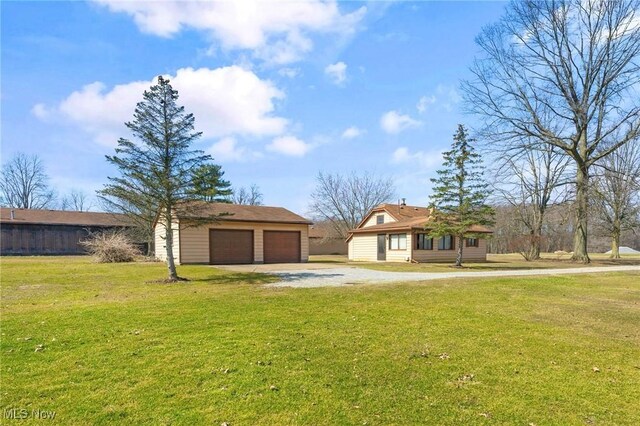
[231,184,264,206]
[309,171,395,239]
[61,189,93,212]
[591,141,640,258]
[0,153,56,209]
[98,76,212,281]
[428,125,494,267]
[492,144,570,260]
[462,0,640,263]
[187,164,232,203]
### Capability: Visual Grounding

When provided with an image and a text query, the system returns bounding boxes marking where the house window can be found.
[416,233,433,250]
[376,215,384,225]
[389,233,407,250]
[466,238,479,247]
[438,235,455,250]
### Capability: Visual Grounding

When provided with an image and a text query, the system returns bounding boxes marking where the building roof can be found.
[348,203,492,240]
[0,208,131,227]
[175,202,312,225]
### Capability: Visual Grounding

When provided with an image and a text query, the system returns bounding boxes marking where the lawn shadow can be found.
[189,272,278,285]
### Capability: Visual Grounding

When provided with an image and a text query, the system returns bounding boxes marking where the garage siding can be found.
[175,221,309,264]
[154,221,180,262]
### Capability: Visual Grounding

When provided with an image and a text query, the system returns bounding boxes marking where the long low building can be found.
[0,208,131,255]
[154,202,312,265]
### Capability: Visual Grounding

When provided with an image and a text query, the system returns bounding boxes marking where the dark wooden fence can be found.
[1,224,111,255]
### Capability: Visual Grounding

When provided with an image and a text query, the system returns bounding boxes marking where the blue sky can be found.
[2,1,507,215]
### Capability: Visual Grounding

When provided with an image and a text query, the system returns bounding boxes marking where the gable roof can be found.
[0,208,131,227]
[175,202,312,225]
[348,203,492,241]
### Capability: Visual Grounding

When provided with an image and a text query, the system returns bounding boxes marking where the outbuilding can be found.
[154,202,312,265]
[0,208,131,255]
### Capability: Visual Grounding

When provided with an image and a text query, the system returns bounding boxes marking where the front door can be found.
[377,234,386,261]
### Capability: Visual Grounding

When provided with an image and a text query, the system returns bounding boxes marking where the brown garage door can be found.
[263,231,301,263]
[209,229,254,264]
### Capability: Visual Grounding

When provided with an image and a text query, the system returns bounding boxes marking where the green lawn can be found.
[2,257,640,425]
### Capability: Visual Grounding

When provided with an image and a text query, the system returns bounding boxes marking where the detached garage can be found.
[154,202,311,265]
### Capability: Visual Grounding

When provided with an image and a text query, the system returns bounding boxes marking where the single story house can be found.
[0,208,131,255]
[309,222,348,255]
[154,202,312,265]
[347,202,492,262]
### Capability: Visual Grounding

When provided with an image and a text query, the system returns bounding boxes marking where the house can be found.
[347,203,492,262]
[154,202,312,265]
[0,208,131,255]
[309,222,348,255]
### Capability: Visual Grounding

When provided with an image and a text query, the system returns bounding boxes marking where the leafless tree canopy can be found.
[231,184,263,206]
[309,172,395,239]
[0,152,56,209]
[491,144,571,260]
[463,0,640,262]
[61,189,93,212]
[591,140,640,258]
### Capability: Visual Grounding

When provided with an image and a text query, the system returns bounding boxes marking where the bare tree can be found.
[591,141,640,258]
[463,0,640,263]
[492,145,571,260]
[231,184,263,205]
[309,171,395,239]
[61,189,93,212]
[0,152,56,209]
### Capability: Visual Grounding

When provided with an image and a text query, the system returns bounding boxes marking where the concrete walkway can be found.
[264,265,640,288]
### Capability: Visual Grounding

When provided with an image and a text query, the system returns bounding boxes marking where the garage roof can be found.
[177,202,312,225]
[0,207,131,227]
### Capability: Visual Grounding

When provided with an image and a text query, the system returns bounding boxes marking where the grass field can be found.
[2,257,640,425]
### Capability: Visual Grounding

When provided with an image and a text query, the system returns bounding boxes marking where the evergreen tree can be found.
[188,164,233,203]
[428,124,494,267]
[98,76,212,281]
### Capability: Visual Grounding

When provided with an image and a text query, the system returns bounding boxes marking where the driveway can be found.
[255,264,640,288]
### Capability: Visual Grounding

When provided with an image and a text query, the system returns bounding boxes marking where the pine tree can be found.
[99,76,212,281]
[428,124,494,267]
[188,164,233,203]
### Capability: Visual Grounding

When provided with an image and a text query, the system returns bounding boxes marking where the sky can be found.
[1,0,508,216]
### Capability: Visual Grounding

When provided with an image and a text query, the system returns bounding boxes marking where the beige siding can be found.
[412,237,487,262]
[154,221,180,263]
[348,232,488,263]
[362,212,396,228]
[177,221,309,264]
[349,233,411,262]
[349,234,378,261]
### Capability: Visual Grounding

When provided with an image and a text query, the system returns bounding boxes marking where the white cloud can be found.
[380,111,421,134]
[207,137,262,162]
[33,66,288,146]
[31,103,52,120]
[93,0,366,65]
[278,67,300,78]
[267,135,312,157]
[416,95,436,114]
[324,61,347,85]
[341,126,363,139]
[392,147,443,168]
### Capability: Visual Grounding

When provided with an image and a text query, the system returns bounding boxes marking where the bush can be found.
[81,231,140,263]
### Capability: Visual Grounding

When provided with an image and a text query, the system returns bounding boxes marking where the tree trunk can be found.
[571,162,590,263]
[164,208,179,281]
[610,219,621,259]
[455,236,464,267]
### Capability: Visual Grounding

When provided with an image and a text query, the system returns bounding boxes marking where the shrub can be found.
[81,231,140,263]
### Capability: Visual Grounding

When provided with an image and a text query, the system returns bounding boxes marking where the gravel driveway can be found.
[265,265,640,288]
